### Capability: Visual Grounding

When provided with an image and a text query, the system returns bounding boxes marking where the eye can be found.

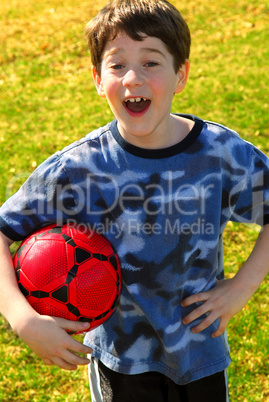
[110,64,124,70]
[144,61,159,67]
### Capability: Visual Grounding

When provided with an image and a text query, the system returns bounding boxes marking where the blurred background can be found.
[0,0,268,400]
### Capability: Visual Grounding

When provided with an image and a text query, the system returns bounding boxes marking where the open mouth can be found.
[124,97,151,113]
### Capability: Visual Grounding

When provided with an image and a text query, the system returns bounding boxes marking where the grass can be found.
[0,0,268,400]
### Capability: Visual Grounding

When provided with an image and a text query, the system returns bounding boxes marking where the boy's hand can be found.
[0,232,92,371]
[15,314,92,370]
[181,278,250,338]
[182,226,269,337]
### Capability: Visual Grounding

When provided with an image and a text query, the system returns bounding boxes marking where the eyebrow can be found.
[103,48,122,58]
[103,47,166,59]
[141,48,166,57]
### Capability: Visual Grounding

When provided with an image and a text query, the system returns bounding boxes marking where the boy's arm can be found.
[181,224,269,337]
[0,231,92,370]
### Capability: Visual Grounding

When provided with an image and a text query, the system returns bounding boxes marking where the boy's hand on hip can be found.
[181,278,250,338]
[15,314,92,370]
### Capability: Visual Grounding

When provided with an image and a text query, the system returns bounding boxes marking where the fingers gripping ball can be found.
[13,224,121,334]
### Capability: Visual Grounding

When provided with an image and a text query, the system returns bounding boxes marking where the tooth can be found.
[125,97,146,103]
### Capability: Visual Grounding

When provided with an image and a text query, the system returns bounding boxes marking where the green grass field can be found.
[0,0,268,400]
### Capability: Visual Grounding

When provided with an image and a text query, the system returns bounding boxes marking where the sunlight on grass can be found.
[0,0,268,400]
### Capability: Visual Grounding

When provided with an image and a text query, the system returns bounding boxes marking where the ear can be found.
[92,67,106,98]
[174,60,190,94]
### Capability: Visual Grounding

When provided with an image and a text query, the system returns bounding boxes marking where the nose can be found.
[122,67,144,87]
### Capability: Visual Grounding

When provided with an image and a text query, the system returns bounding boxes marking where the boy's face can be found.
[93,33,189,148]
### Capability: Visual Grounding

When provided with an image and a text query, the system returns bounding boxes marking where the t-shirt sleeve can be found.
[228,144,269,226]
[0,153,78,241]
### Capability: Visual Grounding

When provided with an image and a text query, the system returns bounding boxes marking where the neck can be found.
[117,114,194,149]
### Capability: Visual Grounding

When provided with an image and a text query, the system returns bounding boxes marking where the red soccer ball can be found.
[13,224,121,333]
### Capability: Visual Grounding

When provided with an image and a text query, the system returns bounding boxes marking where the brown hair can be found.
[85,0,191,75]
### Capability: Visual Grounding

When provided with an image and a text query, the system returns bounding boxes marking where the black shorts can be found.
[88,357,229,402]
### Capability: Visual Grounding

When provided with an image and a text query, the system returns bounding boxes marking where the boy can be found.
[0,0,268,401]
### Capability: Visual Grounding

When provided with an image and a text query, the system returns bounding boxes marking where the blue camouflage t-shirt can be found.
[1,114,269,384]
